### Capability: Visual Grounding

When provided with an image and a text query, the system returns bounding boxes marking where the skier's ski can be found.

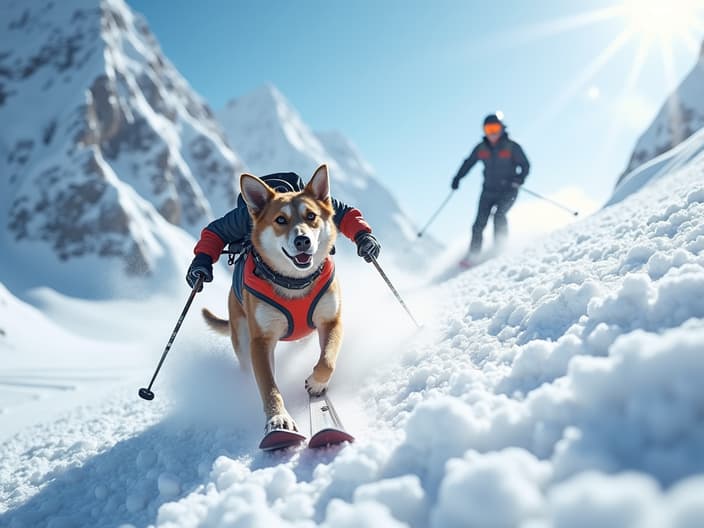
[259,428,306,451]
[308,393,354,448]
[458,257,476,269]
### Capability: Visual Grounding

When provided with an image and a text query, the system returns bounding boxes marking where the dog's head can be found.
[240,164,337,277]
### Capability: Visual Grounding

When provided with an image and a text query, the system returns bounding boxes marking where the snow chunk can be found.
[553,321,704,484]
[385,397,485,493]
[354,475,428,528]
[157,473,181,498]
[323,499,408,528]
[686,188,704,205]
[431,448,549,528]
[548,472,659,528]
[501,334,584,394]
[125,493,146,513]
[136,448,157,470]
[665,476,704,528]
[520,281,600,342]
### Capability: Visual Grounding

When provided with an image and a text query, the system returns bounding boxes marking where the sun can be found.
[505,0,704,131]
[620,0,703,42]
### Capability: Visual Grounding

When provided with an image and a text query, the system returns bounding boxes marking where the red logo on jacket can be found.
[498,149,511,159]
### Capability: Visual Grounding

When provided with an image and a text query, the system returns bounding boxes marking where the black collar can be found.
[250,248,325,290]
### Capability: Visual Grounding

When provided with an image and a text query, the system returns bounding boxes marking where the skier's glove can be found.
[511,181,522,190]
[451,177,460,190]
[186,253,213,291]
[354,231,381,263]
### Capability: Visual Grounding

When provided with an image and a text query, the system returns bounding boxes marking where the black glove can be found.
[186,253,213,291]
[354,231,381,262]
[451,177,460,190]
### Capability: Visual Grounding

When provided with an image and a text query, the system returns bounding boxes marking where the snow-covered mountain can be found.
[0,0,436,299]
[608,121,704,207]
[618,39,704,184]
[0,0,244,297]
[217,85,440,267]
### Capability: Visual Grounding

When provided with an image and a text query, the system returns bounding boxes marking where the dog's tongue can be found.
[295,253,312,265]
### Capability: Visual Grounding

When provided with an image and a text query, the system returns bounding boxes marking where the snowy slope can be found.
[0,281,150,441]
[2,134,703,526]
[0,0,244,298]
[217,85,441,267]
[618,39,704,182]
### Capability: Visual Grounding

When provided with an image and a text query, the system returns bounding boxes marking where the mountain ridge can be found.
[618,38,704,184]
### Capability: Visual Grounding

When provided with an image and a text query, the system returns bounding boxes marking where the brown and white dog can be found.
[202,165,342,434]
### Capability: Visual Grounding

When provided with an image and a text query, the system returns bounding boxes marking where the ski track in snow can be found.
[2,167,704,526]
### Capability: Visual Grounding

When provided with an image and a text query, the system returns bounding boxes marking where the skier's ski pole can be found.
[417,191,454,238]
[138,275,204,401]
[518,186,579,216]
[369,257,421,329]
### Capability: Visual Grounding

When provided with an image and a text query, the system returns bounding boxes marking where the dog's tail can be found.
[202,308,230,336]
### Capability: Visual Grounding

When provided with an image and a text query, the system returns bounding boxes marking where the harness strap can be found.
[250,249,326,290]
[233,254,336,341]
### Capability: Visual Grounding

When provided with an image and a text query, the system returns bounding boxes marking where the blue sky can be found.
[127,0,703,241]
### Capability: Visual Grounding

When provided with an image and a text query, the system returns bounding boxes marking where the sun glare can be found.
[514,0,704,136]
[620,0,702,42]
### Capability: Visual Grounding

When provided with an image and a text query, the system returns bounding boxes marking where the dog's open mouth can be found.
[282,248,313,269]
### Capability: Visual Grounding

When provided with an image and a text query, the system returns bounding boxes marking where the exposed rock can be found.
[618,40,704,184]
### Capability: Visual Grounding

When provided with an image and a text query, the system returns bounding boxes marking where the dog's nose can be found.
[294,235,311,252]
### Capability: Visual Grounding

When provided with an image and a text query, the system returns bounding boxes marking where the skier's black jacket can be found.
[453,132,530,192]
[193,172,372,259]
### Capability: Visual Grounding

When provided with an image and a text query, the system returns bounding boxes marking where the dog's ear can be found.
[240,174,274,216]
[305,164,330,201]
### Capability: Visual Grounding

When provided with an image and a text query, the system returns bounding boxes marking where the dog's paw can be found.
[305,374,328,397]
[265,413,298,434]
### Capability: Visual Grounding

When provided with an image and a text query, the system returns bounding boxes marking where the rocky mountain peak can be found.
[0,0,243,296]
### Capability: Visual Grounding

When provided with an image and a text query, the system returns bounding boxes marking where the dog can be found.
[201,165,342,434]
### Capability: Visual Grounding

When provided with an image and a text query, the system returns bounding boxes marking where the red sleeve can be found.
[194,228,225,262]
[339,208,372,241]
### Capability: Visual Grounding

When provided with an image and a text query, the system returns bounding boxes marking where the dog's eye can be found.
[306,212,316,221]
[275,216,287,225]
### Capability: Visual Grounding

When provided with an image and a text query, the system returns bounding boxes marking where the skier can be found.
[185,171,381,290]
[451,113,530,267]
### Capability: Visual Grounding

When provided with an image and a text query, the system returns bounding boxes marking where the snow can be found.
[2,135,704,527]
[2,1,704,526]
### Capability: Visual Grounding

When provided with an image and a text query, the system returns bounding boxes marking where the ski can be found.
[259,428,306,451]
[458,257,476,269]
[308,393,354,448]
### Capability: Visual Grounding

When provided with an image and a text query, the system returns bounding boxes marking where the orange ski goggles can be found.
[484,123,503,135]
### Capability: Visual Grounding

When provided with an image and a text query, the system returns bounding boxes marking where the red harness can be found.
[240,254,336,341]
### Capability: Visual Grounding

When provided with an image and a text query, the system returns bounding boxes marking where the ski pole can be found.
[369,256,421,329]
[518,186,579,217]
[138,275,204,401]
[417,191,454,238]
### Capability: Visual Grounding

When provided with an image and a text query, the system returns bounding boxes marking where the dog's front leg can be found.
[250,336,298,433]
[305,318,343,397]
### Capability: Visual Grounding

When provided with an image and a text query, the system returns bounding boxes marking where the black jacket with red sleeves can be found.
[454,133,530,192]
[193,172,372,262]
